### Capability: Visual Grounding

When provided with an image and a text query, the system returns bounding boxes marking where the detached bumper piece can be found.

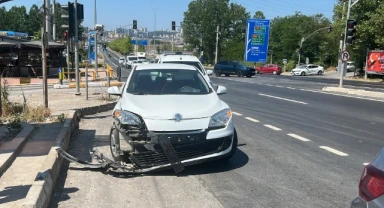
[130,134,232,169]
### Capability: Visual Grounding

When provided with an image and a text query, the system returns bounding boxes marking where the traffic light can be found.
[61,2,75,37]
[346,19,357,45]
[133,20,137,29]
[328,25,332,33]
[63,31,68,40]
[172,21,176,31]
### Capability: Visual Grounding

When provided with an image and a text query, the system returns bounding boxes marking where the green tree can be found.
[253,11,265,19]
[109,37,133,55]
[27,4,42,36]
[0,6,8,30]
[6,6,28,32]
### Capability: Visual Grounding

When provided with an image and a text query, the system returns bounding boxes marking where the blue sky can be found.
[3,0,337,31]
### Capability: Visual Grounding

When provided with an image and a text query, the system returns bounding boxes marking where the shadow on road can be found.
[0,185,31,204]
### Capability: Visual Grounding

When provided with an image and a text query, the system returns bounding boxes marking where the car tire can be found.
[255,70,259,74]
[273,71,277,75]
[246,75,252,78]
[218,129,238,162]
[110,126,124,161]
[301,71,306,76]
[214,69,222,77]
[225,74,230,77]
[237,70,244,77]
[317,71,323,75]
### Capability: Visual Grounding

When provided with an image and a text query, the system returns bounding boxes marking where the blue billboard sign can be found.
[244,19,270,63]
[88,32,96,61]
[131,40,148,46]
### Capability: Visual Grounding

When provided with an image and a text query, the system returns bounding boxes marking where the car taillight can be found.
[359,164,384,202]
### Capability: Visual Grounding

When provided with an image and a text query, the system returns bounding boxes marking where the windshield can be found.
[128,57,138,61]
[162,61,205,74]
[127,69,211,95]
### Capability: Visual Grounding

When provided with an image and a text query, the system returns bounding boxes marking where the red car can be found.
[255,64,282,75]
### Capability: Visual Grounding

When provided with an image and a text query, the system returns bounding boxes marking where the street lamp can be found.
[149,6,162,54]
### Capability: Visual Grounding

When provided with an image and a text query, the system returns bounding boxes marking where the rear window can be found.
[162,61,205,74]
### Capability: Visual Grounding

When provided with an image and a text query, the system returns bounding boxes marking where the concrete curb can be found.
[23,101,117,208]
[53,81,124,89]
[0,123,35,178]
[322,86,384,99]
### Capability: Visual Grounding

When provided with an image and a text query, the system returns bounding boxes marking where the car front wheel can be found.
[301,71,306,76]
[237,70,244,77]
[214,69,222,77]
[317,70,323,75]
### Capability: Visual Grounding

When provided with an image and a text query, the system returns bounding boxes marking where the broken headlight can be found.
[209,108,231,129]
[113,110,141,125]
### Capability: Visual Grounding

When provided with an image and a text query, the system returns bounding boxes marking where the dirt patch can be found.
[326,66,336,72]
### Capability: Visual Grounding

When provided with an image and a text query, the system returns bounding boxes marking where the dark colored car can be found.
[255,64,282,75]
[213,61,255,78]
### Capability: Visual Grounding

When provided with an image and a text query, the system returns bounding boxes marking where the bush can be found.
[285,60,297,72]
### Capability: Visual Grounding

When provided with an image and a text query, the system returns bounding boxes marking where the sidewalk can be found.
[0,88,117,207]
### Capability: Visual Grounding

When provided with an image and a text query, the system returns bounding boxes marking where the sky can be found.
[3,0,337,31]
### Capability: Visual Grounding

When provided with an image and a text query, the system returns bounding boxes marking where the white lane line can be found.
[258,93,308,105]
[266,84,273,86]
[105,55,118,67]
[275,85,284,88]
[300,89,384,103]
[287,133,311,142]
[264,124,282,131]
[363,163,369,166]
[319,146,349,156]
[232,112,243,116]
[245,117,260,123]
[286,87,296,90]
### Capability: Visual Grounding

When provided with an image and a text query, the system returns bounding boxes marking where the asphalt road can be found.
[50,73,384,208]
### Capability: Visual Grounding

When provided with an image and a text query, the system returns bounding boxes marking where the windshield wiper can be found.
[132,92,148,95]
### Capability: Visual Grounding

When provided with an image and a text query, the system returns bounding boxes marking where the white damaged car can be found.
[107,64,237,173]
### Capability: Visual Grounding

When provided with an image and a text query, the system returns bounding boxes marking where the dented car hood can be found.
[117,93,227,120]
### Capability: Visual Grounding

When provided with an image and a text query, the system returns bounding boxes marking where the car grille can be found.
[130,134,232,168]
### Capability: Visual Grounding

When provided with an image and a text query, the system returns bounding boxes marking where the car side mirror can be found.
[207,70,213,76]
[107,86,122,96]
[216,85,227,95]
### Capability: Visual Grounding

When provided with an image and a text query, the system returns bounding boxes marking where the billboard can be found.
[0,31,28,38]
[131,40,148,46]
[244,19,270,63]
[366,50,384,75]
[88,32,96,61]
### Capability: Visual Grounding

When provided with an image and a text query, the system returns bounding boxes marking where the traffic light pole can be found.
[339,0,352,88]
[74,0,80,95]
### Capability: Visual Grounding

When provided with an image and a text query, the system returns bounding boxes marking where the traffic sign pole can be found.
[339,0,353,88]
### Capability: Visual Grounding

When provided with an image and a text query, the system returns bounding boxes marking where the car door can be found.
[260,64,268,73]
[310,65,319,74]
[229,61,238,74]
[215,61,226,73]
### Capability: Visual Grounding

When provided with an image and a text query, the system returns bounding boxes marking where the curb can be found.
[0,123,35,178]
[322,86,384,99]
[23,102,117,208]
[53,82,124,89]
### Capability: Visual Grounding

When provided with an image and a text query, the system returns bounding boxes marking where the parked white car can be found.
[291,64,324,76]
[107,64,237,172]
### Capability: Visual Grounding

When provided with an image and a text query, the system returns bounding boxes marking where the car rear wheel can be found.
[255,70,259,74]
[301,71,306,76]
[237,70,244,77]
[225,74,230,77]
[214,69,222,77]
[317,70,323,75]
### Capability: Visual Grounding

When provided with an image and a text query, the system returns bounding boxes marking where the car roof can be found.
[134,63,198,71]
[161,55,200,62]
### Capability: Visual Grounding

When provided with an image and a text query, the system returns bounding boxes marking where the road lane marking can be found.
[275,85,284,88]
[245,117,260,123]
[319,146,349,156]
[264,124,282,131]
[363,163,369,166]
[266,84,273,86]
[105,55,118,67]
[286,87,296,89]
[258,93,308,105]
[232,112,243,116]
[287,133,310,142]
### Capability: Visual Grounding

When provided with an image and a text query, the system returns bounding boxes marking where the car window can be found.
[162,61,205,74]
[128,57,138,61]
[127,69,212,95]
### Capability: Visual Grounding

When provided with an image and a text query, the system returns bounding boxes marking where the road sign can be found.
[244,19,270,63]
[131,40,148,46]
[341,50,350,62]
[283,59,287,64]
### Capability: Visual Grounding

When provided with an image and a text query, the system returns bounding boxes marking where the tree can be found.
[253,11,265,19]
[27,4,42,36]
[108,37,133,55]
[6,6,28,32]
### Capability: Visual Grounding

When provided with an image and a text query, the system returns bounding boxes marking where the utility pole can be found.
[52,0,56,41]
[42,1,48,108]
[215,25,219,64]
[45,0,51,41]
[94,0,99,78]
[298,38,304,66]
[339,0,352,88]
[270,50,273,64]
[74,0,80,95]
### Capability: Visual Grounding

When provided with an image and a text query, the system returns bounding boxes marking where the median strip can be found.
[264,124,282,131]
[319,146,349,156]
[258,93,308,105]
[245,117,260,123]
[287,133,310,142]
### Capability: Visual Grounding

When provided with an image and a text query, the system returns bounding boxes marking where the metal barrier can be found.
[79,71,96,80]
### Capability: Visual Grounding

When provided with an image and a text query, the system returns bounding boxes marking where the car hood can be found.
[119,93,227,120]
